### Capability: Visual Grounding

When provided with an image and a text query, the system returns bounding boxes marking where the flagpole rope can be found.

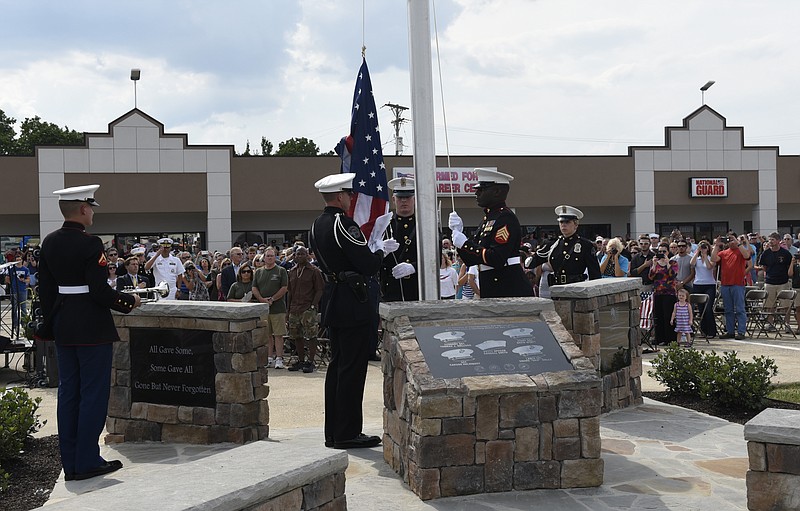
[431,0,455,212]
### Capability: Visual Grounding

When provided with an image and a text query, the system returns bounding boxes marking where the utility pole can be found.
[382,102,410,155]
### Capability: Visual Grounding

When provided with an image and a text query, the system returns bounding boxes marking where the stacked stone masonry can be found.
[106,302,271,444]
[379,298,604,500]
[744,409,800,510]
[550,278,644,413]
[241,471,347,511]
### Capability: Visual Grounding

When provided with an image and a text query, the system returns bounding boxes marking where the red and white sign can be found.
[393,167,495,197]
[690,178,728,198]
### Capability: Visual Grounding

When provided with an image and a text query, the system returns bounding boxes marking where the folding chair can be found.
[744,289,769,338]
[771,289,797,339]
[689,293,711,344]
[713,283,727,334]
[639,291,657,353]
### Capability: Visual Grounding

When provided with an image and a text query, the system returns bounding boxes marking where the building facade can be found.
[1,106,798,255]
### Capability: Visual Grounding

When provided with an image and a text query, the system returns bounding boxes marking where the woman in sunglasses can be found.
[227,263,255,302]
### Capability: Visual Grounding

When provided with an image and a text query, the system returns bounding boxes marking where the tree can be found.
[260,136,273,156]
[275,137,319,156]
[0,110,18,156]
[0,112,84,156]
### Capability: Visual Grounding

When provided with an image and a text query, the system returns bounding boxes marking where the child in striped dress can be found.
[671,288,694,347]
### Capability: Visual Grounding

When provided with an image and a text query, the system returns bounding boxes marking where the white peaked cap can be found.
[52,184,100,206]
[315,173,356,193]
[474,167,514,187]
[554,204,584,221]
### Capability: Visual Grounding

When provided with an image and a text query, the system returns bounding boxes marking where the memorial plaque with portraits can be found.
[414,321,572,379]
[130,328,215,407]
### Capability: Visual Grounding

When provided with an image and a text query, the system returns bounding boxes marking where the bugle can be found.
[122,281,170,302]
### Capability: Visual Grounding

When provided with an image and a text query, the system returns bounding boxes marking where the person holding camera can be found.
[649,243,679,345]
[711,234,751,340]
[599,238,629,278]
[758,232,793,332]
[4,252,31,338]
[690,240,718,337]
[630,235,657,292]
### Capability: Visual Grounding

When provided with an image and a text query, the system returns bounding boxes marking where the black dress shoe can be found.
[69,460,123,481]
[333,434,381,449]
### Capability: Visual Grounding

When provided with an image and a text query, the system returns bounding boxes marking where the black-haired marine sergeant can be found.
[37,184,141,482]
[530,205,601,285]
[380,176,419,301]
[309,173,399,450]
[448,167,533,298]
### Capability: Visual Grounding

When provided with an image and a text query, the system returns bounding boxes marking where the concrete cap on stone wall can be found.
[744,408,800,445]
[549,277,642,299]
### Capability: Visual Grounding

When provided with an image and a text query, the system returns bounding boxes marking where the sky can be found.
[2,0,800,157]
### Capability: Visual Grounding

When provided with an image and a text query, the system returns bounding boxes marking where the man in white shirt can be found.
[144,238,184,300]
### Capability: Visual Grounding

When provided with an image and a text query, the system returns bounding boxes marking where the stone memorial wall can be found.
[744,408,800,510]
[380,298,603,500]
[105,302,271,445]
[549,278,643,412]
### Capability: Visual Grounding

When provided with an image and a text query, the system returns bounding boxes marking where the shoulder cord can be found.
[334,212,367,249]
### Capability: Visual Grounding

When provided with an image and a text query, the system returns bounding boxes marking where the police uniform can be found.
[530,205,602,285]
[380,177,418,301]
[309,173,386,449]
[452,168,533,298]
[37,184,136,480]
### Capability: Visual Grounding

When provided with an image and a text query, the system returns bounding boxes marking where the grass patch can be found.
[768,382,800,403]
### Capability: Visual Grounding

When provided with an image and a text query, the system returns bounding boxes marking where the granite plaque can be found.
[414,321,573,379]
[130,328,215,407]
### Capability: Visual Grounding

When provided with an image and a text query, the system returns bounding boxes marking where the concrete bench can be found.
[42,441,348,511]
[744,408,800,511]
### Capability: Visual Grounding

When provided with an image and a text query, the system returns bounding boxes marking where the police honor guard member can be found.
[448,168,534,298]
[309,173,399,449]
[37,185,141,481]
[380,176,419,301]
[532,205,601,285]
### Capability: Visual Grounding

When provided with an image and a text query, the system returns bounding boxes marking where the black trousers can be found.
[325,324,371,442]
[653,294,678,345]
[692,283,717,337]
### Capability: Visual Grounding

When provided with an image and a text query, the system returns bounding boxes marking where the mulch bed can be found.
[1,435,62,511]
[642,391,800,425]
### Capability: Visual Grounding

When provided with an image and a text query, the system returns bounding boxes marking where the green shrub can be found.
[648,344,778,411]
[0,464,8,493]
[0,387,46,461]
[647,342,707,397]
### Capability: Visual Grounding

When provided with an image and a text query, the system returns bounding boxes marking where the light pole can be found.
[131,69,141,108]
[700,80,715,105]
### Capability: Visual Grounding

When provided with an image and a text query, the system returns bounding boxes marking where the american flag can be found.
[335,59,389,239]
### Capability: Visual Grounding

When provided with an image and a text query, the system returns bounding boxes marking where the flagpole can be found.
[407,0,439,300]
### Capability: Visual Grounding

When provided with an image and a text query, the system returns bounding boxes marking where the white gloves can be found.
[370,238,400,255]
[452,231,467,248]
[391,262,416,279]
[448,211,464,233]
[383,238,400,255]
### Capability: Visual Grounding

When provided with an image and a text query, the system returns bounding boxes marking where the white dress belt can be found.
[479,256,521,272]
[59,285,90,294]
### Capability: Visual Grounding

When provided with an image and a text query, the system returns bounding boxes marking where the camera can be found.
[610,248,618,255]
[656,253,665,260]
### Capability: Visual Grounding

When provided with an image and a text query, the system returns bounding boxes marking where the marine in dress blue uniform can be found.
[529,205,602,285]
[380,176,419,302]
[449,168,533,298]
[37,185,140,481]
[309,173,399,449]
